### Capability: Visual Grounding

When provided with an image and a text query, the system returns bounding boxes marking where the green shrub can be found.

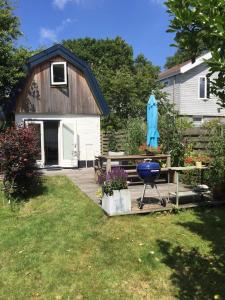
[158,99,193,166]
[203,120,225,191]
[123,118,146,154]
[107,128,119,151]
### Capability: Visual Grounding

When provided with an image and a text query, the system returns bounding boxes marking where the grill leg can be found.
[154,183,167,206]
[139,184,147,209]
[154,183,163,202]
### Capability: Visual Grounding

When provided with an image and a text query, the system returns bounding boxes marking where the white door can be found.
[59,121,78,167]
[25,120,45,167]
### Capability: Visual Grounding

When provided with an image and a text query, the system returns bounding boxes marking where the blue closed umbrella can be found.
[146,94,159,147]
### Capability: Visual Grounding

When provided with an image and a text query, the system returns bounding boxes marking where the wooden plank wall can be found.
[101,127,210,155]
[16,56,101,115]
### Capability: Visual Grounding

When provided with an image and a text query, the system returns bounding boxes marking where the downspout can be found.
[173,75,175,108]
[172,75,176,156]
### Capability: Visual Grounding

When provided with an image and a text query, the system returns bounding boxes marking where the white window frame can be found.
[25,120,45,167]
[192,115,203,127]
[199,76,210,100]
[50,62,67,85]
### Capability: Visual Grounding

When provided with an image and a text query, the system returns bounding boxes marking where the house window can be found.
[51,62,67,85]
[206,77,210,98]
[193,116,203,127]
[199,76,210,99]
[163,80,169,87]
[193,116,202,122]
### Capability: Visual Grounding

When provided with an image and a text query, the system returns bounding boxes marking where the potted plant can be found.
[184,152,212,167]
[184,156,195,166]
[139,143,161,155]
[101,167,131,215]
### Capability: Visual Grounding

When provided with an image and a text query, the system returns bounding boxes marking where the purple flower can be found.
[106,167,128,182]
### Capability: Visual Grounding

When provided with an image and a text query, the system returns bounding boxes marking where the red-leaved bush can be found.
[0,124,42,200]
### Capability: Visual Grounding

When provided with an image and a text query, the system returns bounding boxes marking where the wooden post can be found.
[106,158,111,173]
[167,171,170,201]
[176,171,179,208]
[166,155,171,168]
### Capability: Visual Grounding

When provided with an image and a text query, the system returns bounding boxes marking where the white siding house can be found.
[159,52,225,126]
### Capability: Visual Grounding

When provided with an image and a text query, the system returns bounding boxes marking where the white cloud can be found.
[39,18,76,43]
[52,0,103,10]
[53,0,81,10]
[61,18,73,26]
[149,0,165,6]
[40,28,57,42]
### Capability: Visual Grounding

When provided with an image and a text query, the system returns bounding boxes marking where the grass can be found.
[0,176,225,300]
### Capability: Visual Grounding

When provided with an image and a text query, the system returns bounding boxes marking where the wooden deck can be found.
[42,167,225,216]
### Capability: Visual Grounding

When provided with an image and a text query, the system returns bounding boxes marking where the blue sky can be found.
[15,0,176,69]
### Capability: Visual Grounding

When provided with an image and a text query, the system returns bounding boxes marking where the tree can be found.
[0,0,31,125]
[63,37,134,72]
[63,37,163,129]
[164,49,192,69]
[165,0,225,107]
[134,54,161,116]
[0,0,20,103]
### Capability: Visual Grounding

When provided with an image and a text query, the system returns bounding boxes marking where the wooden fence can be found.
[183,128,210,151]
[101,127,210,155]
[101,130,126,155]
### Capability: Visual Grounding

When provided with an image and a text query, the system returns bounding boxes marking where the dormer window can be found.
[51,62,67,85]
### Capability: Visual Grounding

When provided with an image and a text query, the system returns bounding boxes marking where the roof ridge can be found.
[159,52,211,80]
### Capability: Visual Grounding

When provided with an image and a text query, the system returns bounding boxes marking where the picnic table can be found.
[94,154,171,183]
[96,154,171,172]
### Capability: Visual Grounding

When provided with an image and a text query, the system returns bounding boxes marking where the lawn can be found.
[0,176,225,300]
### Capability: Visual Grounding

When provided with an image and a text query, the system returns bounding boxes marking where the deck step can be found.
[169,190,211,197]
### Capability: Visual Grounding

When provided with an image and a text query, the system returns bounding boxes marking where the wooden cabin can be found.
[15,44,109,168]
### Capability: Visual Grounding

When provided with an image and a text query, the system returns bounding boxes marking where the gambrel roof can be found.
[25,44,109,115]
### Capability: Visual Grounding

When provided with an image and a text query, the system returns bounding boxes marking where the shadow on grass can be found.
[1,176,48,212]
[27,177,48,199]
[158,208,225,299]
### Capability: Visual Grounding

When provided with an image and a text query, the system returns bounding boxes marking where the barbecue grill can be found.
[137,161,166,209]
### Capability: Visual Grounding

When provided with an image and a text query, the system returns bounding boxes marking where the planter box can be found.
[102,189,131,215]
